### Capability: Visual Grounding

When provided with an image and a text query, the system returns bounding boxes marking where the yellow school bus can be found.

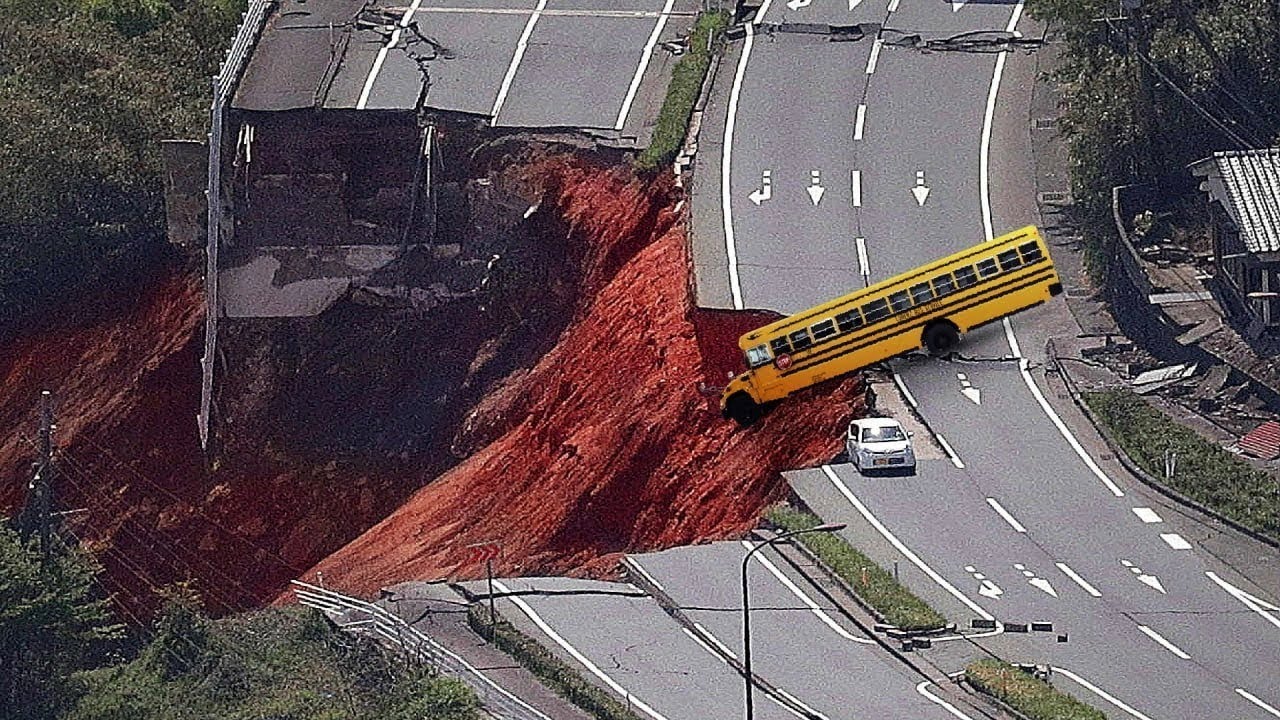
[721,225,1062,425]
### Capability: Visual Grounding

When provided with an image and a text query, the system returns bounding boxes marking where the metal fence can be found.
[291,580,552,720]
[200,0,273,449]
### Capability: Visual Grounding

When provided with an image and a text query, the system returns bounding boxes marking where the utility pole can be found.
[18,391,57,569]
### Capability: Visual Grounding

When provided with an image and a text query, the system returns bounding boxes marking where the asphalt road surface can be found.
[692,0,1280,717]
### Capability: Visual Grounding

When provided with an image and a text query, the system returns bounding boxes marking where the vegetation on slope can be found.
[0,0,242,334]
[1084,389,1280,542]
[636,11,729,170]
[1026,0,1280,278]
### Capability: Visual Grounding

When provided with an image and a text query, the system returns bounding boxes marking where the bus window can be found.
[931,273,956,296]
[889,290,912,314]
[770,337,791,355]
[835,308,863,332]
[745,344,771,368]
[811,319,837,341]
[997,249,1022,272]
[862,298,890,323]
[909,282,933,305]
[977,258,999,278]
[954,266,978,288]
[789,328,814,350]
[1018,241,1044,264]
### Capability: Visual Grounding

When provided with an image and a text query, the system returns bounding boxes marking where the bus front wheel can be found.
[725,393,761,427]
[923,322,960,356]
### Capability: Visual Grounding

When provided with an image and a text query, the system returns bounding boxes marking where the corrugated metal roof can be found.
[1239,419,1280,460]
[1205,149,1280,254]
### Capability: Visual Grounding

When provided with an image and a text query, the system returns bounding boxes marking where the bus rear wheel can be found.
[725,393,761,427]
[923,322,960,356]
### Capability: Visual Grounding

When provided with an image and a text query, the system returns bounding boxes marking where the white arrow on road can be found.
[1015,563,1059,598]
[786,0,812,10]
[979,580,1004,599]
[807,170,825,206]
[965,565,1004,600]
[911,170,931,206]
[951,0,966,11]
[748,170,772,205]
[848,0,862,9]
[957,372,981,404]
[1121,559,1166,594]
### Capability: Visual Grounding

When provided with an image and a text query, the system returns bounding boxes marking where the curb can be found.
[1048,342,1280,552]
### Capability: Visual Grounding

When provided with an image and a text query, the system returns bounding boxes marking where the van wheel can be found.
[725,393,761,427]
[923,322,960,356]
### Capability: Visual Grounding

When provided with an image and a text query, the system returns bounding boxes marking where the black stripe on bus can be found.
[747,229,1040,340]
[775,268,1057,378]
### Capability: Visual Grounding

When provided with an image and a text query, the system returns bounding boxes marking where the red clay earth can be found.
[0,153,865,615]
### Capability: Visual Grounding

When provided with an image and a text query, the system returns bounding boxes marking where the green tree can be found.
[0,522,122,719]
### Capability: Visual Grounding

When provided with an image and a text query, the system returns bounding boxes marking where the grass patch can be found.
[66,605,481,720]
[966,659,1105,720]
[1083,389,1280,542]
[467,604,643,720]
[765,504,947,632]
[634,11,729,170]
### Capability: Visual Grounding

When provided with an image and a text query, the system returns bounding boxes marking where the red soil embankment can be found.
[301,156,865,593]
[0,152,865,614]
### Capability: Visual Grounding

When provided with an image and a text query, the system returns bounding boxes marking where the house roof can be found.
[1191,148,1280,254]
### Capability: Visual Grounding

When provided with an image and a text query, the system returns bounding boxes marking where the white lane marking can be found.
[1137,625,1191,659]
[935,433,965,469]
[893,371,919,409]
[410,5,675,16]
[850,169,862,206]
[1055,562,1102,597]
[624,557,665,591]
[681,626,724,662]
[740,540,875,644]
[1015,354,1124,496]
[614,0,676,130]
[865,38,883,74]
[1132,507,1163,523]
[356,0,428,110]
[1207,571,1280,630]
[720,23,756,310]
[887,0,900,11]
[1237,689,1280,718]
[981,2,1119,499]
[1160,532,1192,550]
[916,681,977,719]
[490,0,549,121]
[492,580,669,720]
[854,104,867,140]
[823,465,995,621]
[986,497,1026,533]
[855,237,870,281]
[1052,667,1156,720]
[693,622,739,659]
[772,688,832,720]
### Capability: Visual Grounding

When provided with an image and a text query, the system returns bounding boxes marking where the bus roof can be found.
[739,225,1042,348]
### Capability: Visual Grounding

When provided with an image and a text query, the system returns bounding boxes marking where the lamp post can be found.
[740,522,846,720]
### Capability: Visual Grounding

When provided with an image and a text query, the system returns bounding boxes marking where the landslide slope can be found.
[0,151,864,612]
[303,154,865,593]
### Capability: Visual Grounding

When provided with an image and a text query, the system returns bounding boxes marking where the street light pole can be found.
[740,522,846,720]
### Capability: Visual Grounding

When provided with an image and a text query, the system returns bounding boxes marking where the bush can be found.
[765,504,947,632]
[966,659,1105,720]
[1084,389,1280,542]
[635,11,729,170]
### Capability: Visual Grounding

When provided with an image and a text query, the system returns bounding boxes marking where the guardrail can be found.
[290,580,552,720]
[200,0,273,449]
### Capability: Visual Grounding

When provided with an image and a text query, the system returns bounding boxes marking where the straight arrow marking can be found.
[911,169,931,206]
[957,372,981,404]
[807,170,825,205]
